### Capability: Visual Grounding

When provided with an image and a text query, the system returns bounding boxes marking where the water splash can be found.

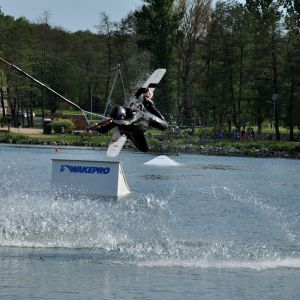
[2,184,299,270]
[1,158,299,271]
[135,258,300,270]
[0,187,173,252]
[223,186,298,243]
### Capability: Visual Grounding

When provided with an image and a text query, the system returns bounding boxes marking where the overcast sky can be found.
[0,0,142,32]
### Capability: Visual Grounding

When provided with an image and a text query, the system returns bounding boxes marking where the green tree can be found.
[175,0,212,126]
[246,0,283,139]
[282,0,300,140]
[134,0,184,117]
[0,69,7,116]
[204,1,251,130]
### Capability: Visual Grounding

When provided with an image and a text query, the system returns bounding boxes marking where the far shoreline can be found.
[1,126,299,159]
[1,140,299,160]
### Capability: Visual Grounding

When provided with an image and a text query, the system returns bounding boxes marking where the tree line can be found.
[0,0,299,140]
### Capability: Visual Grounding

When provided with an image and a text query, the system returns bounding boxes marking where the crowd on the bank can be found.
[230,127,255,140]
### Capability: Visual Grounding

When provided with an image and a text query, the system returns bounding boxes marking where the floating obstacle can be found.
[52,158,130,197]
[144,155,182,166]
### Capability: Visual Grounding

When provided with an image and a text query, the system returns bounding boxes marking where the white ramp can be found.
[52,159,130,197]
[144,155,182,166]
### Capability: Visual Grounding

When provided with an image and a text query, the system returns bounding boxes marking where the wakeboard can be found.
[135,68,166,98]
[107,128,127,157]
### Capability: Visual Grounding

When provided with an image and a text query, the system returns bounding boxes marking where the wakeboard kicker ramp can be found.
[52,158,130,197]
[144,155,182,166]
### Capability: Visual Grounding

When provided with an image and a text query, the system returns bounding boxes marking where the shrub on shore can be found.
[52,119,75,134]
[0,130,299,158]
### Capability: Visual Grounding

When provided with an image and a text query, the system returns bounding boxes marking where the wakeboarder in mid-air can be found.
[0,56,168,157]
[91,70,168,157]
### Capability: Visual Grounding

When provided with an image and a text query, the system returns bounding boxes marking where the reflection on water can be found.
[142,174,182,180]
[195,163,243,171]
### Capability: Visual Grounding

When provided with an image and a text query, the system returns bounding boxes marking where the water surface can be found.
[0,145,299,299]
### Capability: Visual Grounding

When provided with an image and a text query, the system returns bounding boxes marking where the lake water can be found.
[0,145,299,299]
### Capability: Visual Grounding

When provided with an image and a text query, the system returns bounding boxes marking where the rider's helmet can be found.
[110,105,127,120]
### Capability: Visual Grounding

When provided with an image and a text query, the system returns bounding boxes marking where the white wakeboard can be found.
[142,68,166,90]
[107,128,127,157]
[135,68,166,99]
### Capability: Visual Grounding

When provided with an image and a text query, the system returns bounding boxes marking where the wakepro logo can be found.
[60,164,110,175]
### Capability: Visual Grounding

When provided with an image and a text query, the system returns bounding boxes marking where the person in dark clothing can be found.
[137,88,165,120]
[90,88,167,152]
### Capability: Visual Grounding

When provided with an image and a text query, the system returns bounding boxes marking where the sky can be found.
[0,0,142,32]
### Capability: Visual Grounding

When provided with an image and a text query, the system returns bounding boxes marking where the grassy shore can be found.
[1,129,299,159]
